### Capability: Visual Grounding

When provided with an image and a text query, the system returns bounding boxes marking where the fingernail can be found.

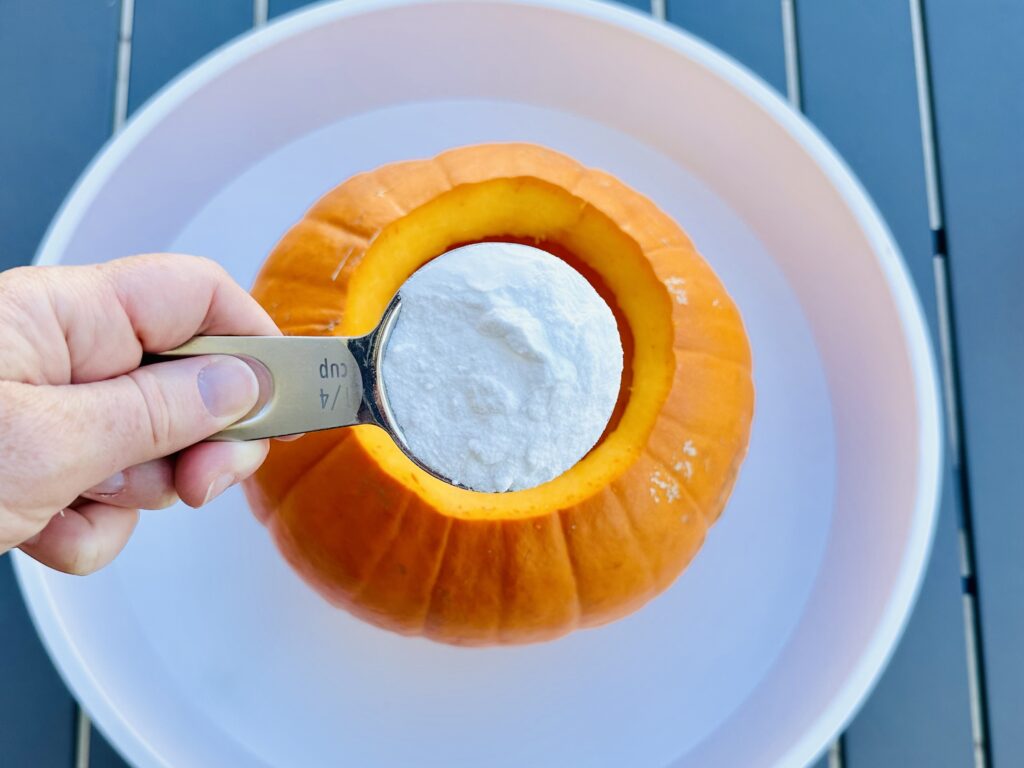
[234,441,270,478]
[201,443,267,506]
[198,357,258,419]
[202,473,234,506]
[89,471,125,496]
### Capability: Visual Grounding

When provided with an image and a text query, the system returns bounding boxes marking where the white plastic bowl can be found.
[16,1,941,766]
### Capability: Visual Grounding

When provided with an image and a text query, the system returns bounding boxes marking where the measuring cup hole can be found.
[236,356,274,421]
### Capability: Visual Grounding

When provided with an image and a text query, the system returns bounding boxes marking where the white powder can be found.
[382,242,623,493]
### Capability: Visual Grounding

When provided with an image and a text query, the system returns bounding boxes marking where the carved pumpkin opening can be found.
[339,177,674,520]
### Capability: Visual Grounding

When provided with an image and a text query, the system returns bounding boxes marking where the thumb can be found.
[97,354,259,466]
[42,355,259,501]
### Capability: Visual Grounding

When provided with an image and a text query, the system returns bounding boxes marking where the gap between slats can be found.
[781,2,988,765]
[909,2,991,766]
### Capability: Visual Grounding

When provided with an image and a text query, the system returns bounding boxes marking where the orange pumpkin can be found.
[245,143,753,645]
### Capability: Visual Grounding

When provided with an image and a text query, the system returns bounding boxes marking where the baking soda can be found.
[382,242,623,492]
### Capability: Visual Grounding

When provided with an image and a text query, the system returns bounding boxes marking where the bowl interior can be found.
[19,2,938,766]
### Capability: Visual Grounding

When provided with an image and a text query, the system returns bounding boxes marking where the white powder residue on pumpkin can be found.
[664,276,688,305]
[382,242,623,493]
[649,469,680,504]
[672,439,700,481]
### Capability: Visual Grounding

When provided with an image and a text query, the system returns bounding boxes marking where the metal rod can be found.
[75,707,91,768]
[827,737,846,768]
[933,251,991,768]
[254,0,269,27]
[650,0,666,22]
[909,0,943,230]
[781,0,802,110]
[112,0,134,132]
[910,1,991,765]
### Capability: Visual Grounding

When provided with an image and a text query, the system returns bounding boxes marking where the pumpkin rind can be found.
[246,143,753,645]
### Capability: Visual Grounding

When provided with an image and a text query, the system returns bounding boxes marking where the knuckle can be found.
[194,255,228,279]
[0,385,78,512]
[113,252,161,268]
[0,267,43,314]
[0,383,55,474]
[104,253,171,281]
[0,264,37,291]
[0,384,76,530]
[125,369,176,453]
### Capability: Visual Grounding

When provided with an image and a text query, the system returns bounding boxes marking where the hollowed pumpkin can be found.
[245,143,753,645]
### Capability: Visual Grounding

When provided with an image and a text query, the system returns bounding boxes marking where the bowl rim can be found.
[16,1,943,766]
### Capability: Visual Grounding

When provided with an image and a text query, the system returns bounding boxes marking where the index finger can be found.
[58,254,279,383]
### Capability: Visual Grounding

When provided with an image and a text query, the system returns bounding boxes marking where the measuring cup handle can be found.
[145,336,369,440]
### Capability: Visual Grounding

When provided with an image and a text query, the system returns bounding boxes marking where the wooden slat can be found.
[268,0,318,19]
[796,5,976,765]
[0,0,119,271]
[923,2,1024,765]
[612,0,652,10]
[666,0,786,93]
[0,3,122,764]
[662,6,849,766]
[93,3,256,762]
[796,3,976,765]
[844,510,973,765]
[88,721,128,768]
[0,556,77,765]
[667,2,977,764]
[127,0,252,114]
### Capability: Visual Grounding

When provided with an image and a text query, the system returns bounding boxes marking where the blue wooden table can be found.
[1,1,1020,766]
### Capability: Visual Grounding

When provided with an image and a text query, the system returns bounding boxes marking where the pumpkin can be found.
[245,143,753,645]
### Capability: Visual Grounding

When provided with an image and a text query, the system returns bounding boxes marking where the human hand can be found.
[0,254,279,574]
